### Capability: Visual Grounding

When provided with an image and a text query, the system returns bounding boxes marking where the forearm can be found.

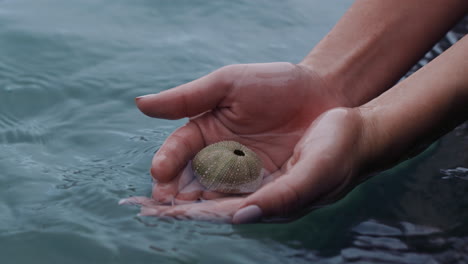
[359,35,468,171]
[301,0,468,107]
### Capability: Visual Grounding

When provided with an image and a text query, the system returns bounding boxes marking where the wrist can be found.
[299,30,407,108]
[299,0,468,108]
[295,62,354,109]
[356,36,468,173]
[343,107,381,176]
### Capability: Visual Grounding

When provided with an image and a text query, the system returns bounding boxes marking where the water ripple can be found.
[0,112,52,144]
[341,219,467,263]
[0,1,466,263]
[2,72,56,91]
[352,219,402,236]
[441,167,468,180]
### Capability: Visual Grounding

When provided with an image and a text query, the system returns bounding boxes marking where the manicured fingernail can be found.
[232,205,263,224]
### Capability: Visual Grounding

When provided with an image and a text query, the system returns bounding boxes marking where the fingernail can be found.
[232,205,263,224]
[118,197,141,206]
[118,198,129,205]
[135,94,153,101]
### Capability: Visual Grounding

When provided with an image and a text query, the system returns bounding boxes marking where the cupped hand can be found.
[122,107,370,223]
[126,62,362,222]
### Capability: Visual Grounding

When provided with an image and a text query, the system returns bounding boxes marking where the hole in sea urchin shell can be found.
[233,149,245,156]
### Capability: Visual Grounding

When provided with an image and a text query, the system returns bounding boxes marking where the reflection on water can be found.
[342,220,468,263]
[441,167,468,180]
[0,0,467,263]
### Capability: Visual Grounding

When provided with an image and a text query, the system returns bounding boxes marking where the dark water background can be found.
[1,0,467,263]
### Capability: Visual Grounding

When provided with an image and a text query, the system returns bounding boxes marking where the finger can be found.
[201,191,229,200]
[152,161,197,203]
[152,177,230,205]
[233,154,340,224]
[171,170,230,203]
[233,109,361,223]
[118,196,158,206]
[151,123,204,183]
[151,181,178,204]
[233,174,304,224]
[136,65,240,119]
[139,198,243,223]
[173,179,204,204]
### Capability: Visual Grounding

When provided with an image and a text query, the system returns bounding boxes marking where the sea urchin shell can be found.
[192,141,263,194]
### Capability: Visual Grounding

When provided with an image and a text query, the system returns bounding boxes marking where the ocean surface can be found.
[1,0,467,263]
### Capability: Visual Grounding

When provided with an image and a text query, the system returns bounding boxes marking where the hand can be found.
[123,62,361,223]
[121,108,369,223]
[134,62,348,205]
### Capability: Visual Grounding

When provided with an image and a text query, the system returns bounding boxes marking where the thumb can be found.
[232,154,345,224]
[232,175,305,224]
[136,65,240,120]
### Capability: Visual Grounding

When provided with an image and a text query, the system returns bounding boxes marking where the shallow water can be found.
[1,0,467,263]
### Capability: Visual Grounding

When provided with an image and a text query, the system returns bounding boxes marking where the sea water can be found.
[1,0,467,263]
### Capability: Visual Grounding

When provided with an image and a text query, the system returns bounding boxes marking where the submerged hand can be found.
[135,62,347,204]
[122,108,369,223]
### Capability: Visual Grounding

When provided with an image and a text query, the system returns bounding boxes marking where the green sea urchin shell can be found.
[192,141,263,194]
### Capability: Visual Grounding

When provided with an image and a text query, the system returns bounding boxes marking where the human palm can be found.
[122,107,366,223]
[124,62,357,222]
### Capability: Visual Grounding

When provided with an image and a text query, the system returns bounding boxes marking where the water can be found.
[1,0,467,263]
